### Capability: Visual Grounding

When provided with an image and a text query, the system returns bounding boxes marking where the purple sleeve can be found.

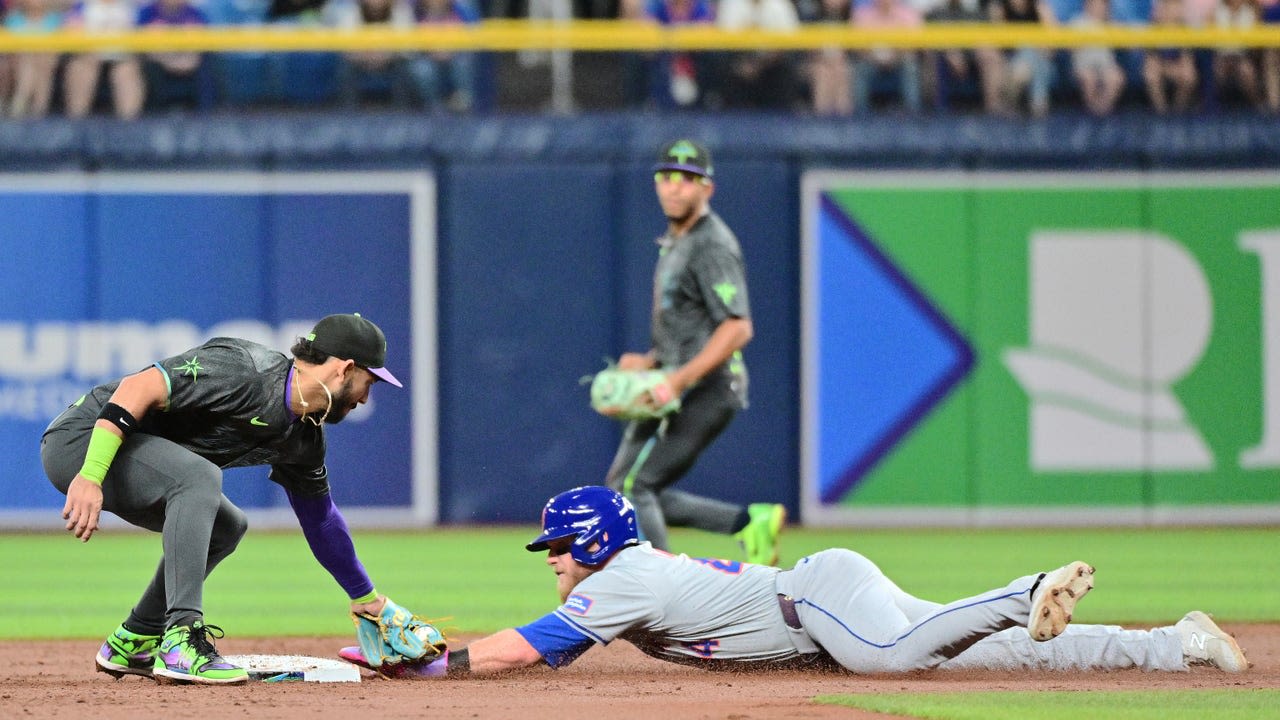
[287,490,376,600]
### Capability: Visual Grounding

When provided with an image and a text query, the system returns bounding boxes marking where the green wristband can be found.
[352,589,379,605]
[79,426,124,486]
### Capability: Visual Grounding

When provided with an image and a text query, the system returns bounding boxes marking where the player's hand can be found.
[350,594,388,616]
[640,379,677,411]
[617,352,654,371]
[62,475,104,542]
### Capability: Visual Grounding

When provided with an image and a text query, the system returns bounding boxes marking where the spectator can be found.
[987,0,1056,117]
[263,0,332,104]
[717,0,803,110]
[63,0,146,119]
[925,0,1009,114]
[1213,0,1264,108]
[1263,0,1279,112]
[0,0,12,117]
[628,0,717,109]
[852,0,924,113]
[798,0,853,114]
[1182,0,1215,22]
[331,0,417,108]
[1070,0,1126,114]
[137,0,213,111]
[406,0,480,112]
[1142,0,1198,112]
[4,0,61,119]
[267,0,326,20]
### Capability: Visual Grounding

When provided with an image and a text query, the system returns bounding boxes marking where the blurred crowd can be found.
[1,0,1278,119]
[0,0,480,118]
[616,0,1280,116]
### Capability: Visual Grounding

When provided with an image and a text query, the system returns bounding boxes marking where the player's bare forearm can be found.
[617,351,656,371]
[464,629,545,674]
[107,366,169,420]
[668,317,753,393]
[64,367,168,542]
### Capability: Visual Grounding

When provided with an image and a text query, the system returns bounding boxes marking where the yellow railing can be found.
[2,21,1280,53]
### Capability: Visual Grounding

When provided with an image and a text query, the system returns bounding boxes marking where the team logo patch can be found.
[563,593,593,616]
[174,356,204,381]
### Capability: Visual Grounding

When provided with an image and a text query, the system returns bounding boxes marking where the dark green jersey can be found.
[651,210,750,404]
[47,338,329,497]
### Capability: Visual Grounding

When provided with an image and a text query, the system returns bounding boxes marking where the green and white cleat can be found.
[96,624,161,679]
[152,621,248,685]
[735,503,787,566]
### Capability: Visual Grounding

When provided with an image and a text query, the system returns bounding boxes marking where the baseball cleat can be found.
[152,621,248,685]
[1028,561,1095,641]
[1177,611,1249,673]
[96,624,161,679]
[736,503,787,566]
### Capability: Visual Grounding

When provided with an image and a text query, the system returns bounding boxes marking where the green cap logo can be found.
[668,140,701,165]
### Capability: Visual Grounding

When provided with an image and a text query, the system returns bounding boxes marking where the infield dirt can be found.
[3,624,1277,719]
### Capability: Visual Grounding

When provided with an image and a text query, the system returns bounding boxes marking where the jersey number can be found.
[692,557,744,575]
[685,639,720,658]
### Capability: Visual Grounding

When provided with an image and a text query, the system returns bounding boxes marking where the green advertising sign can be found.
[802,172,1280,525]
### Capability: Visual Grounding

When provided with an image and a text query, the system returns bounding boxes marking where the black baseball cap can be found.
[653,139,713,179]
[306,313,403,388]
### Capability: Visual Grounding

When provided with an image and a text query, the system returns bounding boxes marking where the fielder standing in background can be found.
[340,485,1250,678]
[40,313,438,685]
[603,138,785,565]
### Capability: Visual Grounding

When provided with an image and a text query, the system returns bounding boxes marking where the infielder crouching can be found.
[340,485,1249,677]
[42,313,442,685]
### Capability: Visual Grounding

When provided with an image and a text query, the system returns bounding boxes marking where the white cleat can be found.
[1028,561,1095,641]
[1177,611,1249,673]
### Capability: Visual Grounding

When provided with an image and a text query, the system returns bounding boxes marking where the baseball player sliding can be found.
[42,313,442,685]
[340,485,1248,677]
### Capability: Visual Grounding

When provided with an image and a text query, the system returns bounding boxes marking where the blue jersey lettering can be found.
[692,557,744,575]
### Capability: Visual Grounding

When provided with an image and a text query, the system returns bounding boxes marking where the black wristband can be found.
[447,647,470,676]
[98,402,139,437]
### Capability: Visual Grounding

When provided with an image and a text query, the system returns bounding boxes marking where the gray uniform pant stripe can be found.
[942,624,1186,672]
[41,426,248,631]
[779,549,1186,673]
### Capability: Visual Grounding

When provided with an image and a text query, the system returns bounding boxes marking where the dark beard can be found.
[323,378,358,424]
[664,206,696,226]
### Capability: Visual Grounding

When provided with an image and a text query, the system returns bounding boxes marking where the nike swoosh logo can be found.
[250,417,269,426]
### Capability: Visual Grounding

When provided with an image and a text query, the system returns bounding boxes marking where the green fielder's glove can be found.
[587,365,681,421]
[351,598,446,669]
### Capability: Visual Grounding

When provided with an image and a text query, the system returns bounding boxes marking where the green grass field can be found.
[818,690,1280,719]
[5,525,1278,639]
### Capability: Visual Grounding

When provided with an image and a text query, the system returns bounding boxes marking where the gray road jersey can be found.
[651,211,750,403]
[44,337,329,496]
[554,543,803,667]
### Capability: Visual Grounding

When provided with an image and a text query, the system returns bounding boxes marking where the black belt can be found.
[777,594,803,630]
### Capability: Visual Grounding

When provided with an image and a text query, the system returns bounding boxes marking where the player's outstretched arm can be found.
[339,627,544,678]
[464,629,545,674]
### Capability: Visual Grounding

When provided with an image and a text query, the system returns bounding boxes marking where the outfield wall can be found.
[1,113,1278,528]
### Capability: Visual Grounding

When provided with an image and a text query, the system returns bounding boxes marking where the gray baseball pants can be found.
[41,423,248,634]
[778,549,1184,672]
[605,377,744,551]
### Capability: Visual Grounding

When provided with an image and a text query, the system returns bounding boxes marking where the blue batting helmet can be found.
[525,486,639,566]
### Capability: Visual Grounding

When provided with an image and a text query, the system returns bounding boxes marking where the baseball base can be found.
[224,654,362,683]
